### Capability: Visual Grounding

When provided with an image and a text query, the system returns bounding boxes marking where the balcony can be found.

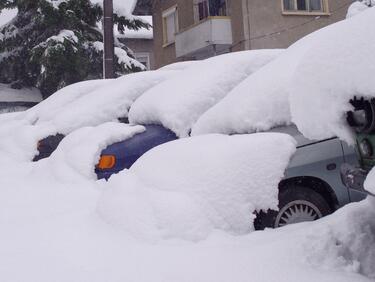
[175,17,233,59]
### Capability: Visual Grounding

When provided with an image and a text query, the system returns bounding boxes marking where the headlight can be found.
[359,139,373,158]
[97,155,116,170]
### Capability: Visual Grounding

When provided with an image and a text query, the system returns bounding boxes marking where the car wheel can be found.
[253,185,332,230]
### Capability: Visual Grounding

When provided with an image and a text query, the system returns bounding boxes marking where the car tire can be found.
[253,184,332,230]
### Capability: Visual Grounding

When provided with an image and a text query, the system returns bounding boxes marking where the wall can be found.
[125,38,155,70]
[152,0,354,67]
[235,0,353,50]
[152,0,195,68]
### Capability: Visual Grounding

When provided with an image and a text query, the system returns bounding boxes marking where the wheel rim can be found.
[275,200,323,227]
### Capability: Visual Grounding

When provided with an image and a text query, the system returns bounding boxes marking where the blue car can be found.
[95,125,177,179]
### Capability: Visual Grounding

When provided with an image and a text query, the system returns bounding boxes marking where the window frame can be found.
[162,5,179,47]
[193,0,228,23]
[135,52,151,70]
[281,0,330,16]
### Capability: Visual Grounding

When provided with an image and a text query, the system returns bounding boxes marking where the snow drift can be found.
[97,133,296,241]
[129,50,283,137]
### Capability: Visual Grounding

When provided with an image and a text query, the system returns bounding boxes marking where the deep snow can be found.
[98,133,296,241]
[0,3,375,282]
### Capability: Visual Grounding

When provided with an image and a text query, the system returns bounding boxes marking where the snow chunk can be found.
[98,133,296,241]
[92,41,146,70]
[302,198,375,279]
[289,7,375,144]
[47,29,78,44]
[347,1,374,18]
[129,50,283,137]
[91,0,139,20]
[41,123,145,181]
[0,8,17,27]
[364,169,375,195]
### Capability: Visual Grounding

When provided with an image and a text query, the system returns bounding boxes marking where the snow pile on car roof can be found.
[191,19,337,136]
[0,71,176,161]
[289,7,375,144]
[97,133,296,241]
[129,50,283,137]
[29,70,176,134]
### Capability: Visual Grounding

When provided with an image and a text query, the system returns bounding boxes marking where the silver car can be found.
[254,125,367,229]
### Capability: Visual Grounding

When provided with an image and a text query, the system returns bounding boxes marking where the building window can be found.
[162,6,178,46]
[135,53,151,70]
[283,0,326,13]
[194,0,227,22]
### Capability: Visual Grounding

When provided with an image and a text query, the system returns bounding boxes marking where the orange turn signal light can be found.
[97,155,116,170]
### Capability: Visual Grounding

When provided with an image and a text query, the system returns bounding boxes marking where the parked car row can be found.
[26,54,371,231]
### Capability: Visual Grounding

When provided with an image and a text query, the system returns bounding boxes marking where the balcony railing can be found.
[175,17,233,59]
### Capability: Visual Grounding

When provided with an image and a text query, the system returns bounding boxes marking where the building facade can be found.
[134,0,354,68]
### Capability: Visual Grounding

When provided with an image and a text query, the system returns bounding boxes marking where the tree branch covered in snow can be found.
[0,0,147,97]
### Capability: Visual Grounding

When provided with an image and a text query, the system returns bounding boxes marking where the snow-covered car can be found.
[28,69,180,160]
[96,123,364,229]
[96,9,375,230]
[32,49,282,161]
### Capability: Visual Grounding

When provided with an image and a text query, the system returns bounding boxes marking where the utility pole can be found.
[103,0,115,78]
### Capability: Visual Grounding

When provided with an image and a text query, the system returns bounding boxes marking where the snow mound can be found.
[303,198,375,279]
[129,50,283,137]
[192,23,334,136]
[289,7,375,144]
[31,70,177,134]
[40,123,145,181]
[97,133,296,241]
[347,1,374,18]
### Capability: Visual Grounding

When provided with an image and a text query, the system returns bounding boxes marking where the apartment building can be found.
[134,0,354,68]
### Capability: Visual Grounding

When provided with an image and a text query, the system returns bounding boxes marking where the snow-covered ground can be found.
[0,83,42,103]
[0,3,375,282]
